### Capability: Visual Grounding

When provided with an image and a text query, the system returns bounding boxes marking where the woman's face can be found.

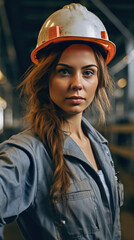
[49,44,98,117]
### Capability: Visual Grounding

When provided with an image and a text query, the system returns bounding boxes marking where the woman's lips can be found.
[66,96,85,104]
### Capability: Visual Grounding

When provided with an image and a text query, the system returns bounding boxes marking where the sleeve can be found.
[0,139,37,226]
[0,226,4,240]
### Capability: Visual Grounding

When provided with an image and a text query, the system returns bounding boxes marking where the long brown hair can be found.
[19,42,113,200]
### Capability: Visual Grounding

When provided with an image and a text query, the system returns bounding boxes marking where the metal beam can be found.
[90,0,134,41]
[0,0,19,81]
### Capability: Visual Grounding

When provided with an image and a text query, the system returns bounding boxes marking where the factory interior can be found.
[0,0,134,239]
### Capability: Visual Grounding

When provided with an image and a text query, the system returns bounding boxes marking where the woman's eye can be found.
[58,69,70,76]
[83,70,94,78]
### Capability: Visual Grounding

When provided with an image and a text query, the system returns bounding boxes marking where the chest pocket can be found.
[54,178,100,239]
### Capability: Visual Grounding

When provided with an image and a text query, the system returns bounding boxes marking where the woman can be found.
[0,3,123,240]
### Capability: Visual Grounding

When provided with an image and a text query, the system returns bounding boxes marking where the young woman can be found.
[0,3,123,240]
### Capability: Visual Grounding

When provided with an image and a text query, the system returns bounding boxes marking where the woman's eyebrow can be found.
[82,64,98,69]
[56,63,72,69]
[56,63,98,69]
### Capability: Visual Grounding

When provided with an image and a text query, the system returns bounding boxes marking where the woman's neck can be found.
[62,113,85,140]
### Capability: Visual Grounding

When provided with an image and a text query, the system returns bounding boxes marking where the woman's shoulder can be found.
[0,128,43,152]
[10,128,40,142]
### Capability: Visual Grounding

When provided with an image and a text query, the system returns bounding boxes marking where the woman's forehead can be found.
[58,44,97,66]
[61,43,94,53]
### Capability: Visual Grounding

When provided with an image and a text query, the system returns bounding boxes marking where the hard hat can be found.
[31,3,116,65]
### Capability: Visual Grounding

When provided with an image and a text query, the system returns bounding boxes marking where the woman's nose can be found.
[70,73,83,91]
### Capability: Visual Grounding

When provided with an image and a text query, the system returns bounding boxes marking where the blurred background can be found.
[0,0,134,239]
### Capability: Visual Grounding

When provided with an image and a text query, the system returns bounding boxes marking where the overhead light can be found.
[0,97,7,133]
[0,70,4,80]
[0,97,7,109]
[114,88,124,98]
[117,78,127,88]
[0,70,6,84]
[0,108,4,132]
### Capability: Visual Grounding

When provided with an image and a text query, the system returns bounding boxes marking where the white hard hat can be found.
[31,3,116,65]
